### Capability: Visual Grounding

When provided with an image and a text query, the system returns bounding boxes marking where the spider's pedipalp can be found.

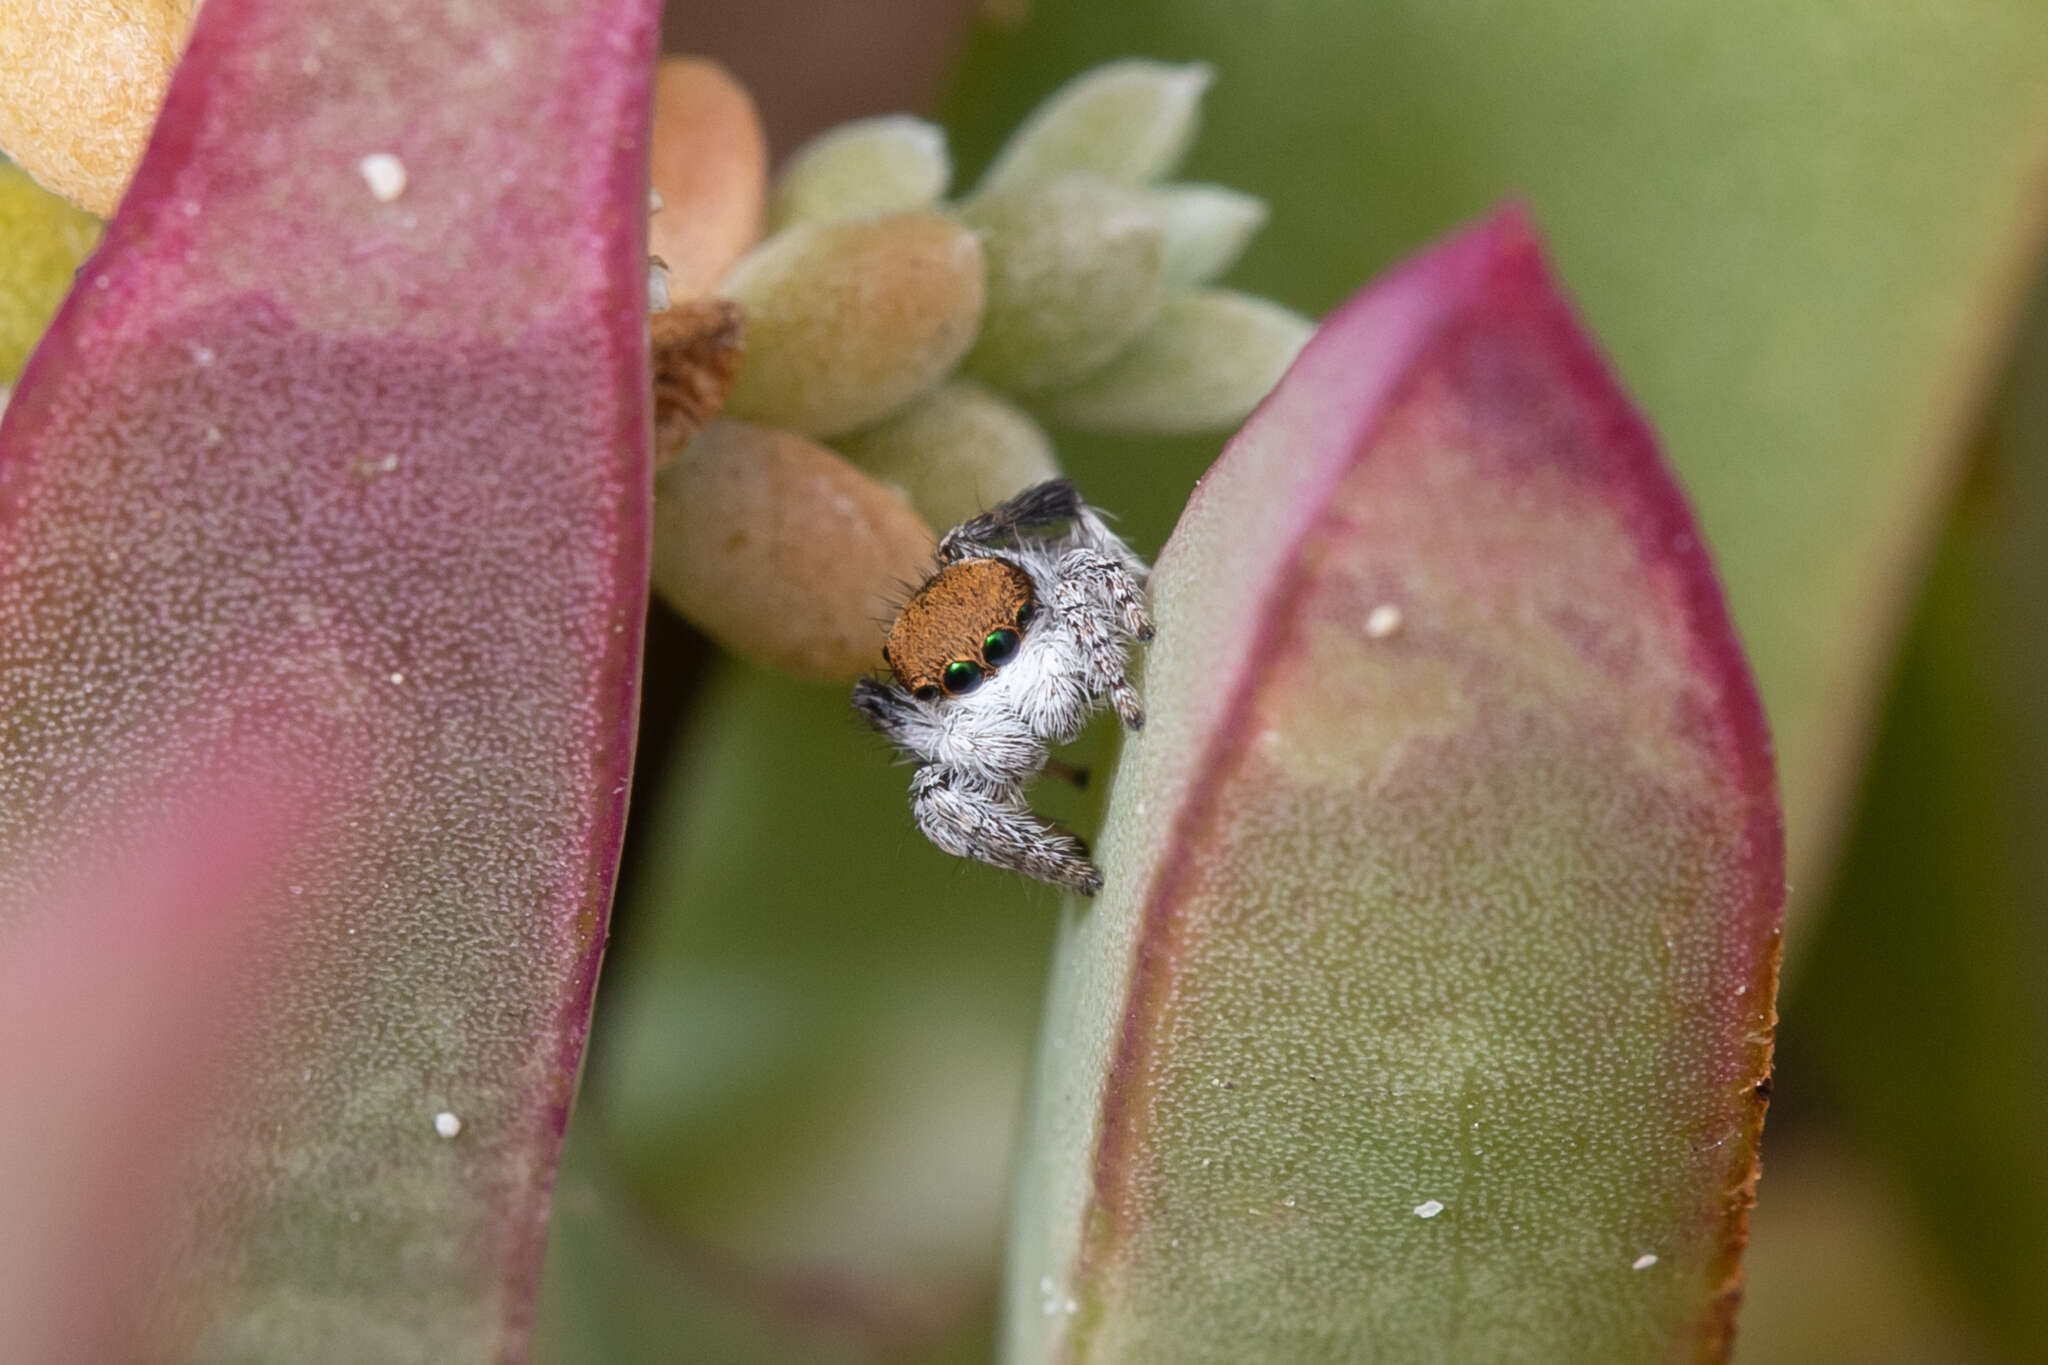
[852,676,940,762]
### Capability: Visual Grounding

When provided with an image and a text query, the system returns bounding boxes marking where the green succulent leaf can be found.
[1007,210,1784,1364]
[1035,287,1309,434]
[721,211,986,437]
[960,174,1167,394]
[839,377,1061,530]
[1790,280,2048,1359]
[975,59,1211,197]
[1150,182,1267,289]
[767,115,952,232]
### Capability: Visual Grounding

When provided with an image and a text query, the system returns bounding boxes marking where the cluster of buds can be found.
[648,59,1310,680]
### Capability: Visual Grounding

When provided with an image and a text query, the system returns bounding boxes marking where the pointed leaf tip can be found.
[1008,206,1784,1364]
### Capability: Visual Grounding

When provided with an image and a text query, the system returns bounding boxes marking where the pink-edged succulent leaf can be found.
[0,0,655,1357]
[0,770,297,1365]
[1007,208,1784,1363]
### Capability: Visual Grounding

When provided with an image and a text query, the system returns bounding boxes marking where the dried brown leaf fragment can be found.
[650,298,744,467]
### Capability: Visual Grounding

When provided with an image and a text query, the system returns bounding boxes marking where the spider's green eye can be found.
[1016,602,1036,629]
[914,684,941,703]
[982,627,1019,666]
[942,659,983,695]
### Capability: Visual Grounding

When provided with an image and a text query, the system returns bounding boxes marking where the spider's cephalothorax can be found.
[853,480,1153,895]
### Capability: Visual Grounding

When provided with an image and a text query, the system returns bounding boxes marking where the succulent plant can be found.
[1,2,2044,1364]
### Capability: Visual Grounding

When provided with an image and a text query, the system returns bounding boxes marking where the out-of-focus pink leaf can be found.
[0,775,294,1365]
[1008,208,1784,1363]
[0,0,655,1356]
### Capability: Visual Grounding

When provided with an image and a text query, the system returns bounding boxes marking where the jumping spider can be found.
[852,480,1154,895]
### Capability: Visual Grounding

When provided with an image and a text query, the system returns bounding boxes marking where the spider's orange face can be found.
[884,558,1036,701]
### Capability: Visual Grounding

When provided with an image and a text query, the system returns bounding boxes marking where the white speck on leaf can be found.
[1414,1199,1445,1219]
[1366,603,1403,638]
[434,1111,463,1139]
[359,153,408,202]
[1632,1253,1659,1271]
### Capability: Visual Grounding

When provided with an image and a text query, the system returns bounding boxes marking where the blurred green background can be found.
[538,1,2048,1360]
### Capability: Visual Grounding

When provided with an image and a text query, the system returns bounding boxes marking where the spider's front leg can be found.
[1053,548,1152,730]
[910,766,1104,895]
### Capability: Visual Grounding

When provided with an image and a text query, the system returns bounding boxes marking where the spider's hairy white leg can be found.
[1071,505,1152,589]
[910,767,1104,894]
[1052,549,1148,730]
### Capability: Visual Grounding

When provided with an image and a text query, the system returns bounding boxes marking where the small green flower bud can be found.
[975,59,1212,196]
[960,174,1166,394]
[839,379,1061,530]
[767,115,951,231]
[1038,289,1311,435]
[652,419,936,681]
[719,211,985,438]
[1151,183,1268,289]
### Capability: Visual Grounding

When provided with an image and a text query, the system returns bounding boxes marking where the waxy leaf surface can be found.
[1007,211,1784,1363]
[0,775,292,1365]
[0,0,655,1357]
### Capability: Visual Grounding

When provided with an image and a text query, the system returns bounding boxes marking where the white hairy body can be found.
[853,481,1152,894]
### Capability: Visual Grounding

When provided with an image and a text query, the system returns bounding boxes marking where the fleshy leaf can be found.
[839,377,1061,530]
[1035,287,1309,434]
[0,772,294,1365]
[719,211,986,437]
[0,0,193,213]
[649,57,766,298]
[1007,209,1784,1363]
[0,160,102,384]
[959,174,1167,394]
[975,59,1211,196]
[0,0,655,1356]
[1150,182,1267,289]
[651,419,935,681]
[1789,280,2048,1357]
[767,115,952,232]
